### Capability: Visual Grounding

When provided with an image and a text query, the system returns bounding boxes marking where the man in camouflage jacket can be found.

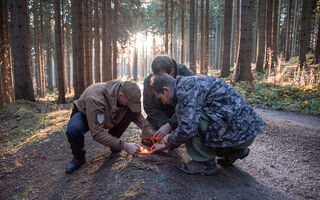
[143,56,194,144]
[150,74,266,175]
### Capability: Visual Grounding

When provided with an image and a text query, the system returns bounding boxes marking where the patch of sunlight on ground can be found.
[2,109,70,155]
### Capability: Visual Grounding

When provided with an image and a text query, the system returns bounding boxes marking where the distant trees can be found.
[221,0,233,77]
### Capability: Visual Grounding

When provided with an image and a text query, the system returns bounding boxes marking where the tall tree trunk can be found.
[221,0,233,77]
[256,0,266,72]
[203,0,209,74]
[102,0,112,81]
[170,0,174,57]
[285,0,292,61]
[189,0,195,72]
[83,0,91,87]
[34,0,40,96]
[72,0,85,98]
[271,0,279,68]
[165,0,169,54]
[47,16,53,91]
[40,0,45,98]
[233,0,254,82]
[133,38,138,81]
[313,17,320,64]
[200,0,204,74]
[234,0,240,65]
[180,0,185,63]
[10,0,35,101]
[65,5,72,93]
[94,0,101,82]
[299,0,311,68]
[55,0,66,103]
[194,0,198,71]
[112,0,118,80]
[0,0,13,103]
[265,0,273,69]
[291,0,298,57]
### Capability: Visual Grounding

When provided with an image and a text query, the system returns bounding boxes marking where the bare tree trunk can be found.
[234,0,240,65]
[133,38,138,81]
[313,17,320,64]
[194,0,198,71]
[72,0,85,98]
[165,0,169,54]
[40,0,45,98]
[112,0,118,80]
[47,15,53,91]
[271,0,279,68]
[299,0,311,68]
[55,0,66,103]
[221,0,233,77]
[203,0,209,75]
[291,0,298,57]
[265,0,273,69]
[233,0,254,82]
[83,0,90,87]
[256,0,266,72]
[0,0,13,103]
[285,0,292,61]
[189,0,195,72]
[102,0,112,81]
[170,0,174,57]
[180,0,185,63]
[94,0,101,83]
[200,0,204,74]
[10,0,35,101]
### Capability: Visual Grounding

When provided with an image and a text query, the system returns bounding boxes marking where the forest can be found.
[0,0,320,199]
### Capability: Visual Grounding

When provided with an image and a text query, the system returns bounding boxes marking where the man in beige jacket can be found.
[66,80,152,174]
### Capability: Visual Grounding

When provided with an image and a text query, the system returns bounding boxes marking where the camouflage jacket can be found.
[143,60,194,129]
[167,75,266,150]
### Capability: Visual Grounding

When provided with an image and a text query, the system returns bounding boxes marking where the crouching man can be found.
[65,80,152,174]
[150,74,266,175]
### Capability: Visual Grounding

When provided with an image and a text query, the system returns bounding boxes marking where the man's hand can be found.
[150,143,166,154]
[154,122,172,140]
[123,142,141,155]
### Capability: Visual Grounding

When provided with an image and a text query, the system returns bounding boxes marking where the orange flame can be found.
[140,147,150,155]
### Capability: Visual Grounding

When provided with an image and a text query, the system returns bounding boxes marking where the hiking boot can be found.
[217,148,250,167]
[177,160,219,175]
[65,158,86,174]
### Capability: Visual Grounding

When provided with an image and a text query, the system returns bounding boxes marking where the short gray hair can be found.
[150,73,175,94]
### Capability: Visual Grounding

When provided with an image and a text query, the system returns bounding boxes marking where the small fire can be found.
[140,147,150,155]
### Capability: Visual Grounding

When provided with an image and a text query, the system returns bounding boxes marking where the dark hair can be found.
[150,73,175,94]
[151,55,174,74]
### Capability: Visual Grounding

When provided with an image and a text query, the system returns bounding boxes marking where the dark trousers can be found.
[66,105,139,159]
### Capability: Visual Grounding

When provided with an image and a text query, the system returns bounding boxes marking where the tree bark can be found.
[180,0,185,63]
[313,17,320,64]
[10,0,35,101]
[47,15,53,91]
[112,0,118,80]
[203,0,209,75]
[234,0,240,65]
[256,0,266,72]
[102,0,112,81]
[55,0,66,103]
[170,0,174,57]
[221,0,233,77]
[265,0,273,70]
[94,0,101,82]
[271,0,279,68]
[165,0,169,54]
[299,0,311,68]
[83,0,92,87]
[200,0,204,74]
[233,0,254,82]
[189,0,195,72]
[285,0,292,61]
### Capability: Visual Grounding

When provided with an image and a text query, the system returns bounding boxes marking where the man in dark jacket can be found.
[150,74,266,175]
[143,56,194,142]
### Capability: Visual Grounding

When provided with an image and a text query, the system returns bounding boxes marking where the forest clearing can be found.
[1,0,320,199]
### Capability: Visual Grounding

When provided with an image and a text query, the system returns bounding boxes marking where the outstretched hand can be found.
[153,123,172,140]
[150,143,166,154]
[123,142,141,155]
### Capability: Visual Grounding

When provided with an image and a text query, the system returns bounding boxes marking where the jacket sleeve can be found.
[166,79,205,150]
[143,76,171,126]
[85,98,124,151]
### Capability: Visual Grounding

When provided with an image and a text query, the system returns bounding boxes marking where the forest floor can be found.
[0,88,320,200]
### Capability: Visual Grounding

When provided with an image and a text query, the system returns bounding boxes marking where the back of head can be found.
[151,55,174,74]
[150,73,175,94]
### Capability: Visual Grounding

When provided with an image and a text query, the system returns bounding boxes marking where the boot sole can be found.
[177,165,219,176]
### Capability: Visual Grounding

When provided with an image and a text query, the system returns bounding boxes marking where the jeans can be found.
[66,105,139,159]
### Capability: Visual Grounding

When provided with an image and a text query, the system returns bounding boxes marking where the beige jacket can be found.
[74,80,153,150]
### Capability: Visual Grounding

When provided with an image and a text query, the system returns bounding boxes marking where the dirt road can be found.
[0,105,319,200]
